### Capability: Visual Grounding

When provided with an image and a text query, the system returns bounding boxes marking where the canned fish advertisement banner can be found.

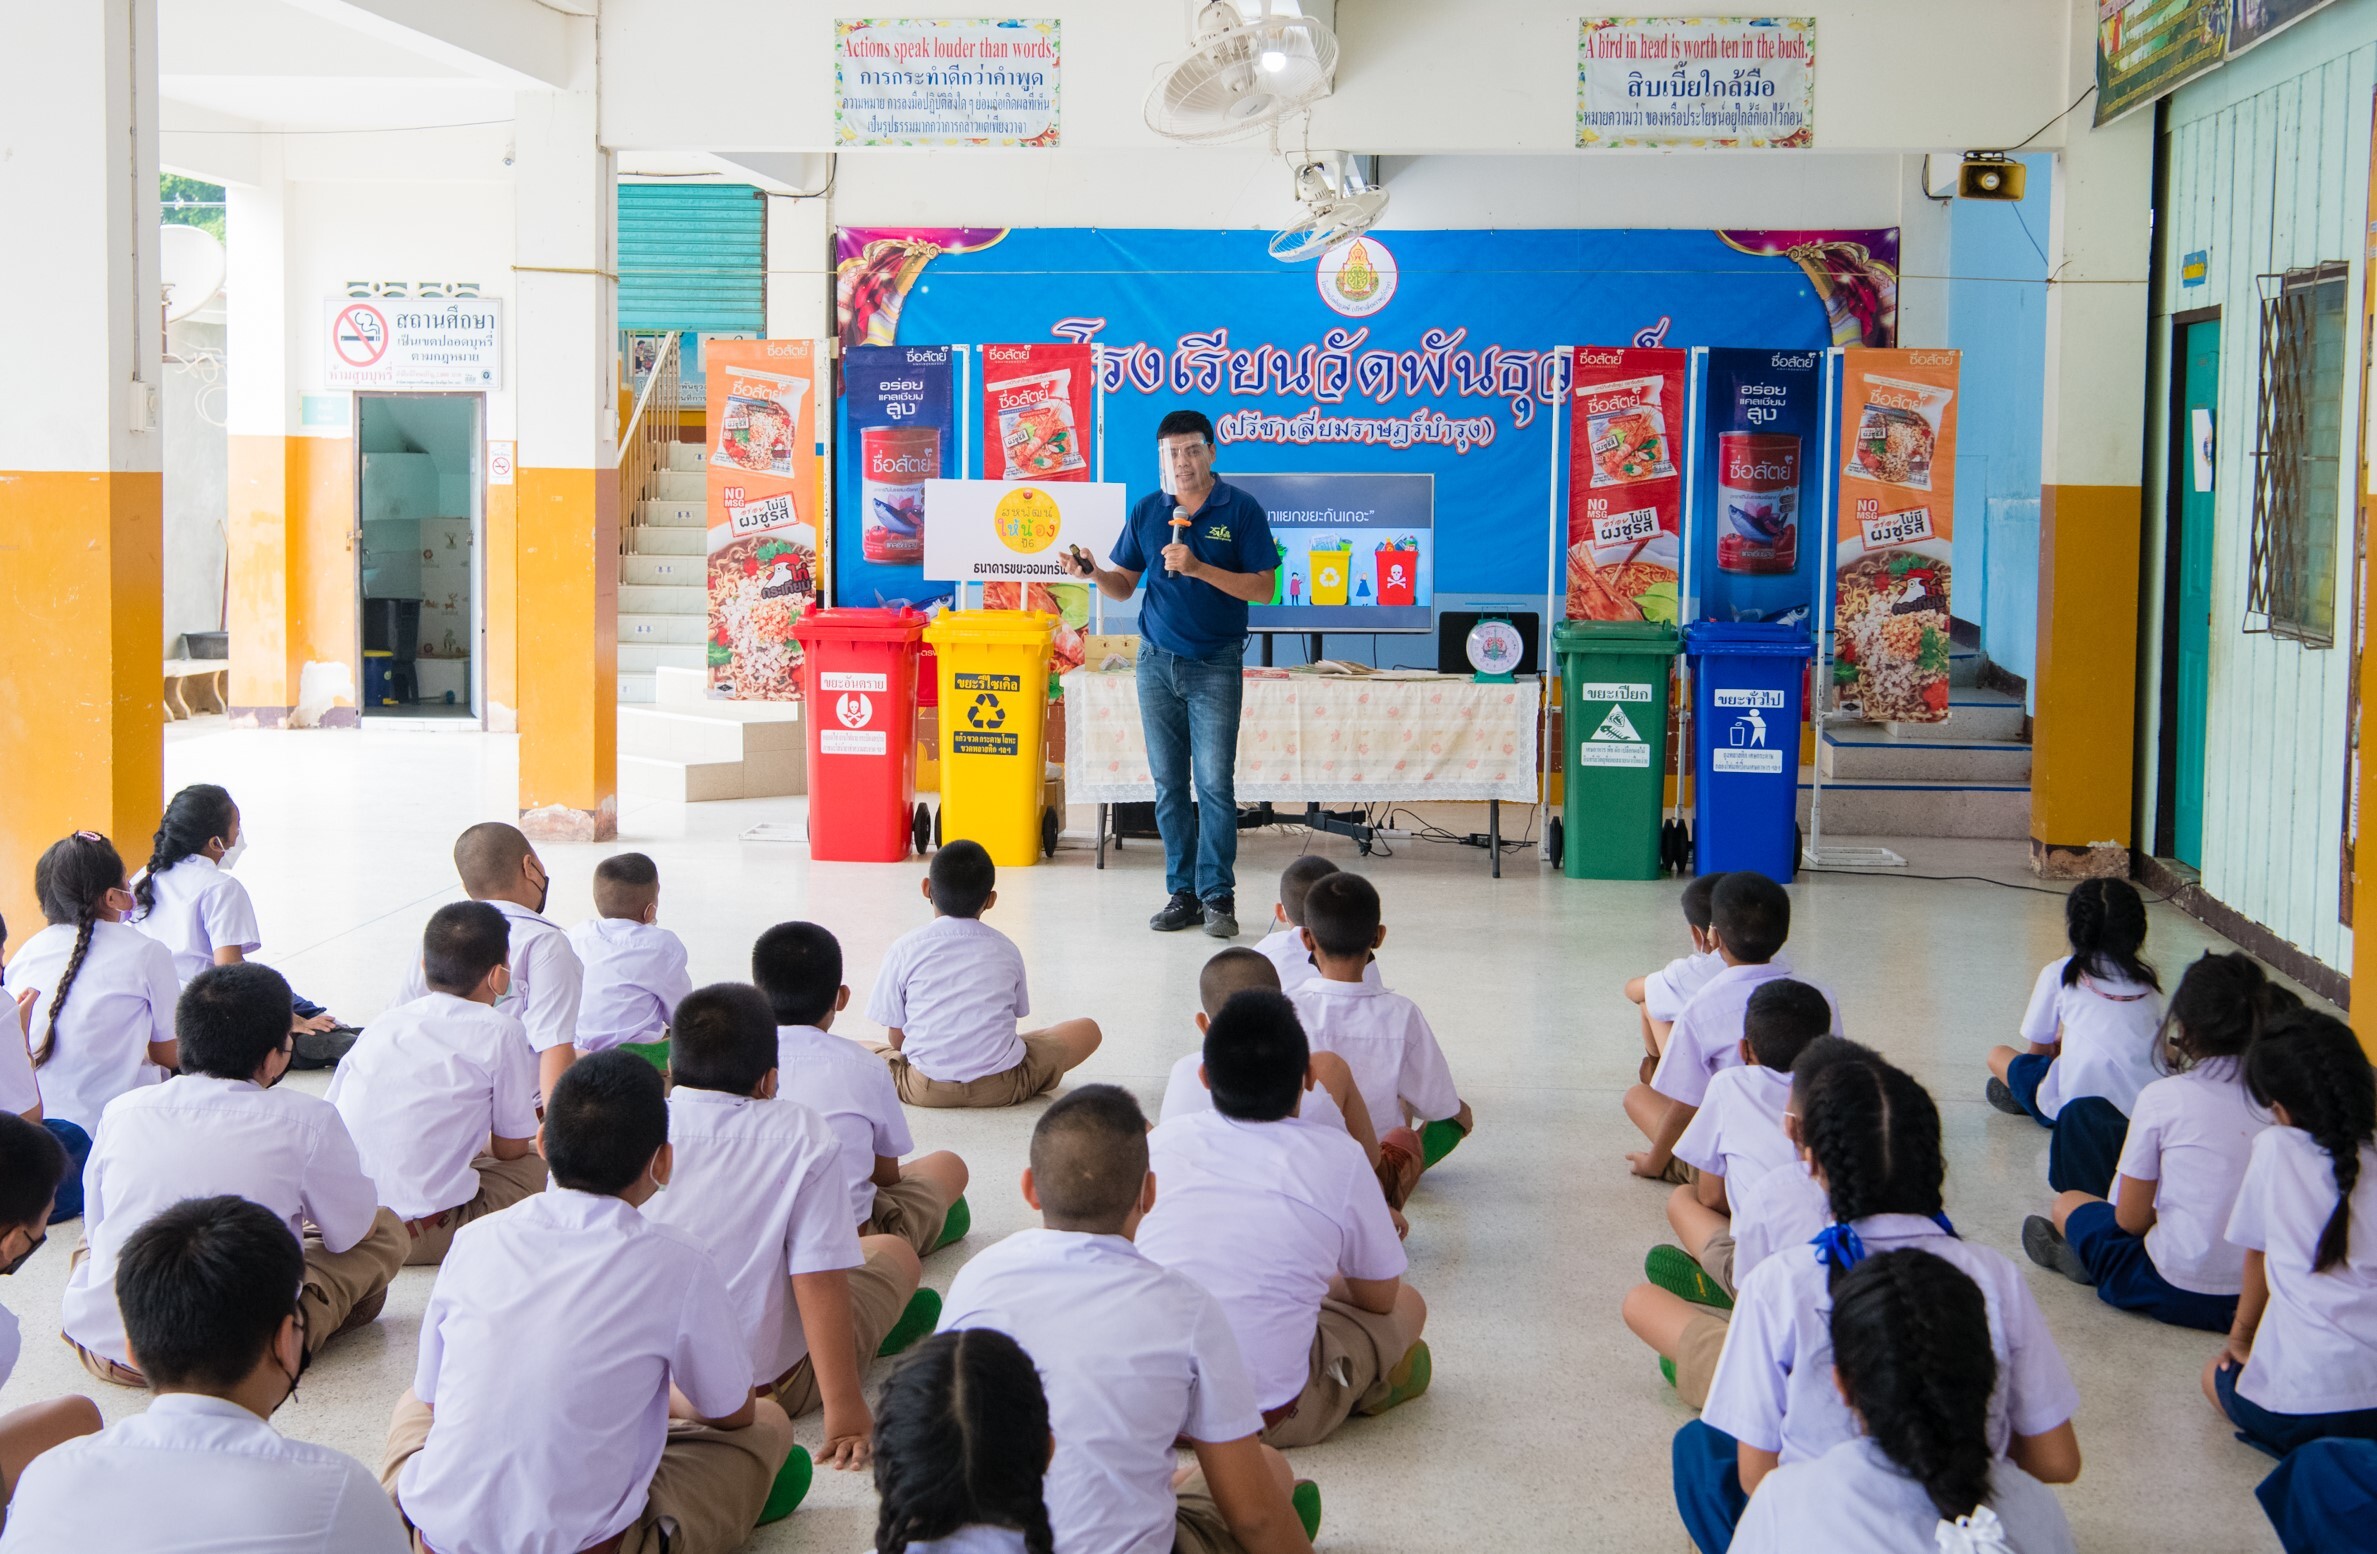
[839,345,956,607]
[1833,348,1958,723]
[1564,347,1686,625]
[1697,347,1825,623]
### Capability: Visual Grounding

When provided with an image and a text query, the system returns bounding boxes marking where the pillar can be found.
[0,0,164,935]
[512,45,619,842]
[2029,93,2156,878]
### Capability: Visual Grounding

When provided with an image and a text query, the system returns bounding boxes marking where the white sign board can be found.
[1576,17,1816,149]
[835,18,1062,147]
[922,478,1125,583]
[323,297,503,390]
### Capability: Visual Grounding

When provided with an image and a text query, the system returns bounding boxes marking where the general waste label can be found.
[1712,748,1785,774]
[1712,688,1787,708]
[820,671,888,693]
[820,729,887,756]
[954,672,1022,693]
[1578,682,1653,703]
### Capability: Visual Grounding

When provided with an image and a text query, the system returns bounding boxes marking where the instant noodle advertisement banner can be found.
[1697,347,1826,624]
[840,345,955,603]
[982,342,1094,481]
[1565,347,1686,623]
[1833,348,1958,723]
[706,339,823,701]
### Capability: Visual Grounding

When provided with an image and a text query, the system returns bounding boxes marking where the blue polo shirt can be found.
[1111,478,1277,658]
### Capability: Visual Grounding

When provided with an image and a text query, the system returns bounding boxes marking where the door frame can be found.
[351,390,488,729]
[2156,305,2221,862]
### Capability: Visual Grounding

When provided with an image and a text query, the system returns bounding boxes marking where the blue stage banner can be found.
[834,226,1897,606]
[838,345,956,607]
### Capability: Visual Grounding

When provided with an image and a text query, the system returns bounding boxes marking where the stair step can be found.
[621,641,705,672]
[655,469,705,502]
[665,443,707,472]
[619,583,703,616]
[620,753,747,803]
[654,665,709,706]
[623,554,704,587]
[1795,773,2030,840]
[621,702,803,762]
[630,527,705,557]
[620,612,707,647]
[619,670,656,705]
[1887,687,2025,743]
[1818,730,2032,783]
[636,499,704,529]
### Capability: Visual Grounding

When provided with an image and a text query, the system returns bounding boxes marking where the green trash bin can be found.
[1553,620,1681,880]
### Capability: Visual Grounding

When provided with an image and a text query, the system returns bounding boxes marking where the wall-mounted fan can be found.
[1145,0,1338,144]
[1267,153,1388,263]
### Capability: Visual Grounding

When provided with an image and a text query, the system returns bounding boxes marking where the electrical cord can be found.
[1801,865,2182,905]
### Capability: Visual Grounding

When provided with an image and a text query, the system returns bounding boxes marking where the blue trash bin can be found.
[1686,621,1814,880]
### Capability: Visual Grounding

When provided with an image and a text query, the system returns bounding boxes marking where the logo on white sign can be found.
[332,304,388,367]
[1727,709,1769,748]
[836,693,875,729]
[1591,705,1642,743]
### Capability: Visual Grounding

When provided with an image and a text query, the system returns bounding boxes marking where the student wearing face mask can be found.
[0,1115,102,1515]
[0,1194,409,1552]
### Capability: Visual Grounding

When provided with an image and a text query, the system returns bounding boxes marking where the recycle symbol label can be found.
[967,692,1006,730]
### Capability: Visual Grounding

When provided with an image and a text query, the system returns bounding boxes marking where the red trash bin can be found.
[791,607,928,861]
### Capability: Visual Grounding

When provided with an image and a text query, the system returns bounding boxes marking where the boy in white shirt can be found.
[754,921,972,1257]
[566,851,692,1066]
[329,902,548,1265]
[380,1051,799,1554]
[864,840,1101,1108]
[941,1084,1319,1554]
[642,983,934,1472]
[0,1115,102,1511]
[392,821,583,1101]
[1622,871,1725,1082]
[1627,870,1841,1184]
[1286,872,1469,1208]
[1252,856,1377,994]
[62,964,406,1386]
[1137,989,1428,1449]
[0,1195,408,1553]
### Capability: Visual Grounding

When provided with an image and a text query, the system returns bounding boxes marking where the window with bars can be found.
[2248,260,2350,646]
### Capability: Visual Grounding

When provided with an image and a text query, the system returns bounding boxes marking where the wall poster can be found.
[2095,0,2228,125]
[705,339,823,701]
[1565,347,1688,623]
[1832,348,1960,723]
[834,19,1061,147]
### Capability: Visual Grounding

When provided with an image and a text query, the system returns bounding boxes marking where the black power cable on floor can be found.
[1801,866,2183,906]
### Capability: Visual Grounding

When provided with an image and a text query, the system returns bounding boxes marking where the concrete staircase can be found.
[618,442,708,706]
[1797,644,2033,839]
[617,667,808,803]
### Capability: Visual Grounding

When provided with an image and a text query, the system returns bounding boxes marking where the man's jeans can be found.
[1136,642,1245,902]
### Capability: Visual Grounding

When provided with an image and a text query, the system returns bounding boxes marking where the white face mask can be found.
[217,838,246,871]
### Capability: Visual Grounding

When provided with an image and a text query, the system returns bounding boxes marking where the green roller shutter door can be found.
[617,184,766,392]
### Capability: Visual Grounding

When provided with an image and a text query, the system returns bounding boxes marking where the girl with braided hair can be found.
[2204,1008,2377,1456]
[1985,880,2163,1145]
[2026,951,2297,1330]
[1735,1249,2077,1553]
[872,1328,1056,1554]
[1676,1056,2080,1554]
[0,834,178,1141]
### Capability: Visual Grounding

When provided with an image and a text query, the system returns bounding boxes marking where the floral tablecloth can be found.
[1061,669,1541,803]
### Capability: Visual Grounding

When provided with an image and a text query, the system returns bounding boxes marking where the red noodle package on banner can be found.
[982,342,1093,481]
[1833,348,1958,722]
[1565,347,1686,623]
[706,339,824,701]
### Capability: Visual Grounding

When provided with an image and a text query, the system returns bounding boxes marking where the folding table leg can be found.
[1489,799,1502,878]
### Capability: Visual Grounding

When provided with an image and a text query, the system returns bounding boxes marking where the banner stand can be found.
[1540,350,1568,861]
[1676,346,1704,851]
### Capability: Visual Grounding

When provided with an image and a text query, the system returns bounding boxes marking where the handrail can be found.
[616,331,683,551]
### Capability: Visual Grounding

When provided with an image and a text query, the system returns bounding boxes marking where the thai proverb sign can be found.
[705,340,824,702]
[1577,17,1816,149]
[835,19,1061,147]
[1832,349,1960,724]
[1565,347,1687,624]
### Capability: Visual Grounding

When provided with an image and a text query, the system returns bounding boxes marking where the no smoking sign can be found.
[332,303,389,367]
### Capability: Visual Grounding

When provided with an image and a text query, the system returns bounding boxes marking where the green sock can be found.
[878,1288,941,1358]
[759,1445,812,1524]
[618,1038,671,1074]
[1420,1117,1467,1168]
[1659,1356,1677,1389]
[932,1194,971,1252]
[1291,1480,1323,1539]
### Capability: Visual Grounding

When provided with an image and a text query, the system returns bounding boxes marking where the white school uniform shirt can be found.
[2113,1059,2266,1296]
[1732,1437,2076,1554]
[2224,1127,2377,1416]
[1728,1160,1831,1284]
[129,854,262,985]
[394,899,583,1056]
[564,917,691,1051]
[0,1002,40,1117]
[1673,1063,1796,1187]
[908,1531,1029,1554]
[2,920,177,1132]
[1160,1050,1349,1136]
[0,1392,409,1554]
[1702,1214,2079,1465]
[1136,1109,1406,1412]
[865,916,1030,1083]
[400,1188,753,1554]
[1644,947,1726,1023]
[941,1228,1265,1554]
[1650,960,1840,1110]
[61,1074,384,1368]
[2017,955,2163,1119]
[325,993,541,1219]
[1287,979,1460,1133]
[1253,925,1382,993]
[642,1088,861,1382]
[0,1299,18,1388]
[776,1024,916,1228]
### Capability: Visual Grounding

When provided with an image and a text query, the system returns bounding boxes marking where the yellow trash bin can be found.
[1308,544,1352,606]
[922,608,1059,866]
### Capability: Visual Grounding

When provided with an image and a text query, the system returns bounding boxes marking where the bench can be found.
[162,659,228,721]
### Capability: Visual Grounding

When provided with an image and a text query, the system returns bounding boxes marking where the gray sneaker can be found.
[1202,897,1239,938]
[1150,892,1203,932]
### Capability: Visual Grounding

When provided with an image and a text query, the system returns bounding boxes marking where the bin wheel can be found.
[1041,806,1059,859]
[1547,816,1565,870]
[911,804,931,858]
[933,807,943,849]
[1794,823,1805,879]
[1659,818,1684,876]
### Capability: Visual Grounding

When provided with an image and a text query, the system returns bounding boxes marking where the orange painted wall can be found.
[515,465,617,831]
[226,435,291,711]
[0,471,164,936]
[484,478,518,725]
[289,437,356,717]
[224,436,356,721]
[2032,482,2143,863]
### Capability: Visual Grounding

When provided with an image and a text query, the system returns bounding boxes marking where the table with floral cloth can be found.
[1060,668,1541,875]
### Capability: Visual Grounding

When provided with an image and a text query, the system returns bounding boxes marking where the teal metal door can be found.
[2173,317,2220,867]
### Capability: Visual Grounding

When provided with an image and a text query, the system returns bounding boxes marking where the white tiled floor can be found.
[0,723,2307,1551]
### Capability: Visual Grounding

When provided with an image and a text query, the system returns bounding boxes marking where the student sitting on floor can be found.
[0,1115,101,1514]
[869,1329,1054,1554]
[1287,872,1470,1206]
[940,1084,1319,1554]
[644,982,937,1472]
[1681,1055,2081,1554]
[1137,989,1428,1450]
[754,921,972,1257]
[1252,857,1377,994]
[329,902,548,1266]
[393,821,583,1102]
[1731,1248,2078,1554]
[1985,878,2164,1196]
[381,1050,799,1554]
[62,963,406,1387]
[1627,870,1840,1184]
[0,911,92,1221]
[2025,951,2294,1331]
[567,852,691,1068]
[0,1195,409,1553]
[863,841,1102,1109]
[2203,1009,2377,1457]
[1623,871,1728,1083]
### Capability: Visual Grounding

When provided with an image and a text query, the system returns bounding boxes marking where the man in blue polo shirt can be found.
[1062,410,1276,937]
